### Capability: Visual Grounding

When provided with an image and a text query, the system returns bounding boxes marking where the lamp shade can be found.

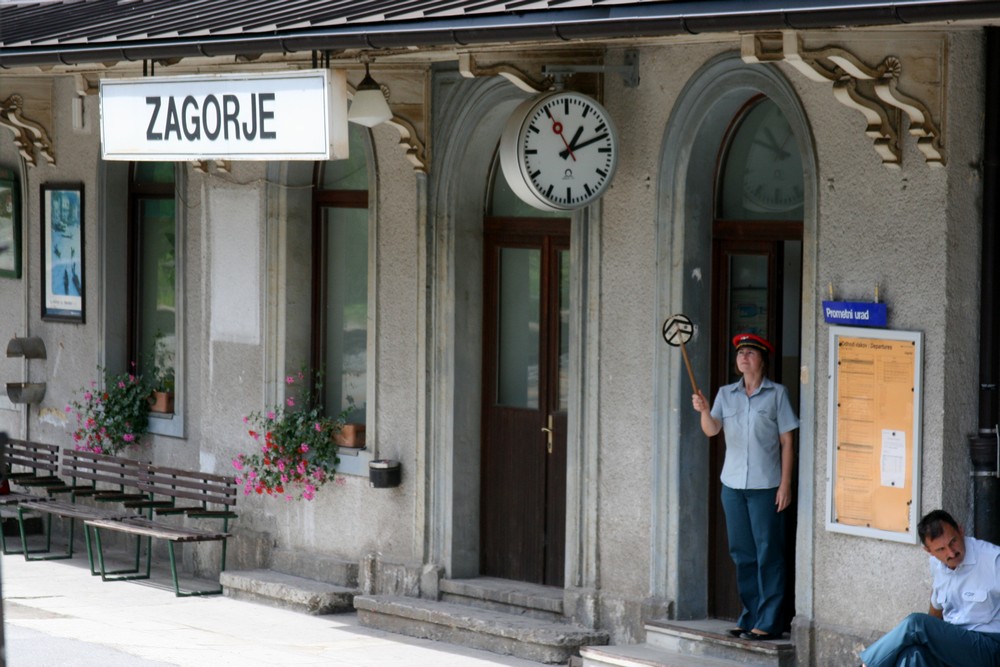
[348,65,392,127]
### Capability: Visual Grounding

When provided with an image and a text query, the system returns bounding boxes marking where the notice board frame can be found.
[825,326,923,543]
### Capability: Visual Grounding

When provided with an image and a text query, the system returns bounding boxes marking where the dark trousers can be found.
[721,484,785,634]
[860,613,1000,667]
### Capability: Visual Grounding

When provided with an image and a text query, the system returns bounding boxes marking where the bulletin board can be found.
[826,327,923,543]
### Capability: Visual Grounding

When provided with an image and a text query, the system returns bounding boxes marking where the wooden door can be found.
[480,217,569,586]
[708,228,801,626]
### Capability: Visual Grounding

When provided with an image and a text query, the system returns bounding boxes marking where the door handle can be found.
[541,415,554,454]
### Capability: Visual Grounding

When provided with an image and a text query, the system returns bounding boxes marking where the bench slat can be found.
[86,517,229,543]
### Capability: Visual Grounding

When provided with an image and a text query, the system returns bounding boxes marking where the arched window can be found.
[717,97,804,221]
[312,125,371,426]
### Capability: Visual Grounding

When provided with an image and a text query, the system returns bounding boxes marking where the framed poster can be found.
[0,168,20,279]
[41,183,85,322]
[826,326,923,543]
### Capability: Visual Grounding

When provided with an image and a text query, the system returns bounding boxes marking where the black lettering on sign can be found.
[259,93,276,139]
[222,94,240,140]
[203,95,221,140]
[146,97,162,140]
[182,96,200,140]
[241,93,258,140]
[163,97,181,140]
[143,92,280,143]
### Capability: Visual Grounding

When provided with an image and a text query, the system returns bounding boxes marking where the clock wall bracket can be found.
[742,31,945,169]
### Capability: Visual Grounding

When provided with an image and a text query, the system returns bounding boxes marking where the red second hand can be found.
[552,120,576,161]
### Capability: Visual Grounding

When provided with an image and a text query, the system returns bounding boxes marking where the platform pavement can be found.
[0,553,544,666]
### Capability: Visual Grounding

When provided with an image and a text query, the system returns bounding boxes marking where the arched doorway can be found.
[708,96,803,625]
[653,53,818,627]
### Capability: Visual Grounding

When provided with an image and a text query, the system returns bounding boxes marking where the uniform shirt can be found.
[710,376,799,490]
[930,535,1000,633]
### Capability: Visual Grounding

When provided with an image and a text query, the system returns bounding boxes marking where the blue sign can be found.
[823,301,887,327]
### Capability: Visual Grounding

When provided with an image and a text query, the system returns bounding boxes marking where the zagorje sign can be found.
[100,70,345,161]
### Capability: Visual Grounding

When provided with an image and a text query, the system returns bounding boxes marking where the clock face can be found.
[740,102,803,213]
[500,91,619,212]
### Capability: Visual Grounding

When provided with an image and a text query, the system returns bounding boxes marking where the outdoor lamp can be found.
[348,62,392,127]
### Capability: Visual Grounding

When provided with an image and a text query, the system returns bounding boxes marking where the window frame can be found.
[310,131,378,471]
[127,162,183,437]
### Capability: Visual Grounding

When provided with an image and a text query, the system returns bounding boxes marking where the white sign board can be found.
[100,70,346,161]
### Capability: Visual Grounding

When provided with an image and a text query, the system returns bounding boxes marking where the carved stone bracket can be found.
[354,66,431,173]
[1,94,56,167]
[742,31,945,168]
[386,112,427,172]
[190,160,231,174]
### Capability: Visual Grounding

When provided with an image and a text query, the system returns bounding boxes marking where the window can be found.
[313,126,371,432]
[128,162,177,424]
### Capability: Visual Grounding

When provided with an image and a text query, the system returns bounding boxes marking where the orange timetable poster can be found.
[827,328,922,543]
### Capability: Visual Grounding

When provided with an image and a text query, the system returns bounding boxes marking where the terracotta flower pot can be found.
[148,390,175,414]
[334,422,366,448]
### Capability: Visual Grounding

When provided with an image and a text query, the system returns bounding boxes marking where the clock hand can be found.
[763,127,790,160]
[560,132,608,159]
[550,119,577,161]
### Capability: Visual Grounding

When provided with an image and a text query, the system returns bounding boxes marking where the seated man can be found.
[860,509,1000,667]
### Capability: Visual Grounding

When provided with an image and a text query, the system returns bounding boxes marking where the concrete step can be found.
[645,619,794,667]
[221,569,356,615]
[439,576,564,621]
[355,594,608,664]
[581,643,762,667]
[268,548,359,587]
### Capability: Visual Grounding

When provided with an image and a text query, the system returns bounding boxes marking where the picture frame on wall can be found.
[41,183,85,322]
[0,168,21,279]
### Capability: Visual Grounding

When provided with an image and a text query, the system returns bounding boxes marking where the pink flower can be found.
[297,461,307,475]
[303,483,316,501]
[232,458,244,471]
[286,376,295,385]
[267,411,276,420]
[242,416,249,424]
[123,433,135,442]
[313,422,322,432]
[277,460,286,472]
[118,381,126,389]
[65,404,72,413]
[84,391,92,401]
[300,443,309,453]
[286,397,295,407]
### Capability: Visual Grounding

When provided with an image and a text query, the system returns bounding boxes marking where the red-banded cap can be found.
[731,333,774,355]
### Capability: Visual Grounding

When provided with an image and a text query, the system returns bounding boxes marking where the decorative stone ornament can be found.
[499,91,619,212]
[742,31,945,168]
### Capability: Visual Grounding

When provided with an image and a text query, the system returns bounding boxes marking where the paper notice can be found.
[880,430,906,488]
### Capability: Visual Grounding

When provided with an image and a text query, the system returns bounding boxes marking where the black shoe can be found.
[741,631,781,641]
[726,628,744,638]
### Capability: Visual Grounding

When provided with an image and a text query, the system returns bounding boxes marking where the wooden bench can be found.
[18,450,149,571]
[86,464,237,596]
[0,438,61,555]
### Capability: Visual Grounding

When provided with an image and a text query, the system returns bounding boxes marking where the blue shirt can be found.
[710,376,799,489]
[930,536,1000,633]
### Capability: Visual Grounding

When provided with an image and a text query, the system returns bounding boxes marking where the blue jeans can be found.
[860,613,1000,667]
[720,484,785,634]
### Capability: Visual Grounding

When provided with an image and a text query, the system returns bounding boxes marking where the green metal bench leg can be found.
[91,526,151,582]
[2,514,49,555]
[19,508,75,561]
[168,540,224,597]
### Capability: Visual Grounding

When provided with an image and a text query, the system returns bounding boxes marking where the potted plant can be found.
[232,371,351,501]
[66,364,154,456]
[147,332,175,414]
